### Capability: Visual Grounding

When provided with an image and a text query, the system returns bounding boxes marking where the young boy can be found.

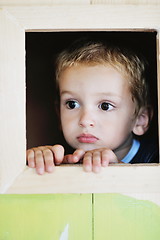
[27,39,158,175]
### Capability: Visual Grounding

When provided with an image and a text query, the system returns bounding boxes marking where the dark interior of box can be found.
[26,31,158,156]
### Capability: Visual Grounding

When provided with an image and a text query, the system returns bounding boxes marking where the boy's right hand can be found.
[27,145,84,175]
[27,145,65,175]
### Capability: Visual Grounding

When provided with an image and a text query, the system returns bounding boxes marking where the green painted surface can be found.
[94,193,160,240]
[0,193,160,240]
[0,194,92,240]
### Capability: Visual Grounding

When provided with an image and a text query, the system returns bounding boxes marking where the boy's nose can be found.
[79,110,95,128]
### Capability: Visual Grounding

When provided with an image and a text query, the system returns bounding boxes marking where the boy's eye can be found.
[99,102,114,111]
[66,100,80,109]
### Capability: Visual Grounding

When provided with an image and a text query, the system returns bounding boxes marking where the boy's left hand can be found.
[64,148,118,173]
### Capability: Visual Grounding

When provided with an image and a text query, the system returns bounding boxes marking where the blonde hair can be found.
[55,39,149,114]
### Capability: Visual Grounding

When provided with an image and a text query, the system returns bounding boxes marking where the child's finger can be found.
[27,149,35,168]
[63,154,74,163]
[63,149,85,164]
[43,149,55,173]
[72,149,85,163]
[83,152,92,172]
[51,145,64,165]
[103,149,118,164]
[34,150,45,175]
[92,151,101,173]
[101,149,111,167]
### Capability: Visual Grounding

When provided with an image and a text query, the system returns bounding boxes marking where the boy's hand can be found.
[64,148,118,173]
[27,146,117,175]
[82,148,118,173]
[27,145,64,175]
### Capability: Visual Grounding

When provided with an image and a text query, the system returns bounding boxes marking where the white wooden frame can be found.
[0,1,160,201]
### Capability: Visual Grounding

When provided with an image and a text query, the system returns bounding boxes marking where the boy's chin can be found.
[73,143,99,152]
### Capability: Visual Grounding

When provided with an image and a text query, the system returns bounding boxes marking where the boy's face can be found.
[59,64,138,152]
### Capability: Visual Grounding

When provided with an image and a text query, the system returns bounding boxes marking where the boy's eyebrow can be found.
[61,91,122,99]
[60,91,75,96]
[60,91,72,95]
[95,92,122,98]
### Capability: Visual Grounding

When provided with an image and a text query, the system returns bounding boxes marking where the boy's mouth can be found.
[77,134,98,143]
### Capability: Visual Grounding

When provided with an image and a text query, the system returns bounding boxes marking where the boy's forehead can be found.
[59,64,132,100]
[59,64,129,89]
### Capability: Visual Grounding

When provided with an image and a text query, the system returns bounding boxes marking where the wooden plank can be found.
[93,193,160,240]
[0,9,26,193]
[5,164,160,195]
[0,194,92,240]
[0,0,90,6]
[0,0,160,6]
[91,0,160,4]
[4,5,160,30]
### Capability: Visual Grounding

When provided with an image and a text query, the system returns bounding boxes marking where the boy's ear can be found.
[132,107,152,136]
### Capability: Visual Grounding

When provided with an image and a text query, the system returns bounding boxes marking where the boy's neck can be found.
[114,135,134,162]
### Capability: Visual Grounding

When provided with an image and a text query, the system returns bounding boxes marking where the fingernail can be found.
[29,162,35,168]
[84,165,92,172]
[102,161,108,167]
[37,168,44,175]
[94,166,101,173]
[47,166,53,173]
[73,156,78,162]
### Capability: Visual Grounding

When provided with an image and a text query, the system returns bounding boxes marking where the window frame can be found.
[0,3,160,197]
